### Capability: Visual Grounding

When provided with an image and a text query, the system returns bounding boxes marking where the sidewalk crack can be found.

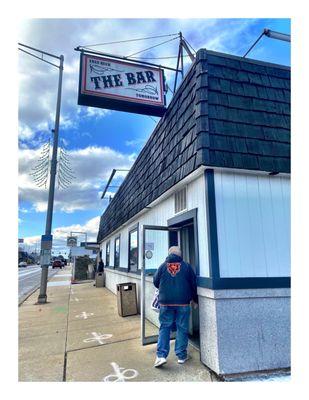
[66,336,141,354]
[62,278,72,382]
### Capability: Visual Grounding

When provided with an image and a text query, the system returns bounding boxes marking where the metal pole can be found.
[37,55,64,304]
[264,29,291,42]
[180,33,184,80]
[173,33,183,93]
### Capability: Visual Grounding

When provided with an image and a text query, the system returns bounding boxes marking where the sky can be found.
[18,18,290,256]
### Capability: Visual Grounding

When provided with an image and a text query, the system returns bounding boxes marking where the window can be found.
[175,187,187,213]
[114,236,120,268]
[128,227,138,271]
[106,241,110,266]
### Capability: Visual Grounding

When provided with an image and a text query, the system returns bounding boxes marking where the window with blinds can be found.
[175,187,187,214]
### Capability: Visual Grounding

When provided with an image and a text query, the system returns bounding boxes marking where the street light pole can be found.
[19,42,65,304]
[37,54,64,304]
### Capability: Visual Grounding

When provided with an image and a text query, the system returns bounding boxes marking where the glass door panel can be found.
[142,225,169,345]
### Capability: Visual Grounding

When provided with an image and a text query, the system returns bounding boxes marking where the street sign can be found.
[67,236,78,247]
[78,53,166,117]
[41,234,53,250]
[40,249,51,266]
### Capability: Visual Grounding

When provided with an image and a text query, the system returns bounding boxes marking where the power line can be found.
[126,36,179,58]
[130,54,193,60]
[81,33,179,48]
[148,116,158,124]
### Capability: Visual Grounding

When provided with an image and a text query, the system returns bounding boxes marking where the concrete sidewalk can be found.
[19,266,217,382]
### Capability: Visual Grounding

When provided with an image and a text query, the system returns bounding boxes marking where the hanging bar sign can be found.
[78,53,166,117]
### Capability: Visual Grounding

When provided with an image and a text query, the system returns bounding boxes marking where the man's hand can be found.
[191,301,198,309]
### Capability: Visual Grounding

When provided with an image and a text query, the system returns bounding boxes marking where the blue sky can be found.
[18,18,290,254]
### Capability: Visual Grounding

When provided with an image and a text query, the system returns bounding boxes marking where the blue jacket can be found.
[153,254,198,305]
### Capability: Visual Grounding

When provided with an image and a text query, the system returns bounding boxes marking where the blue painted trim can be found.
[197,276,291,289]
[204,169,220,278]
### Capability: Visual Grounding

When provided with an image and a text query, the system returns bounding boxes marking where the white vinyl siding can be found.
[214,171,290,278]
[100,172,210,276]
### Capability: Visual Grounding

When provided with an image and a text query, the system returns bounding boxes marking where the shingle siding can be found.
[97,49,290,242]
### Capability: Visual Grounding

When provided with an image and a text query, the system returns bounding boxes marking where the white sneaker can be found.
[178,357,189,364]
[154,357,167,368]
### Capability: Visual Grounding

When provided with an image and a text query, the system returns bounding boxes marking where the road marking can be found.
[103,362,139,382]
[18,269,42,278]
[83,332,113,345]
[75,312,94,320]
[47,281,71,287]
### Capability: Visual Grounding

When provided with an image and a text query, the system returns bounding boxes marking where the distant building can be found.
[97,49,290,378]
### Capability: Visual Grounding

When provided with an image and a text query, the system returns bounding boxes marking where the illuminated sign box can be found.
[78,53,166,117]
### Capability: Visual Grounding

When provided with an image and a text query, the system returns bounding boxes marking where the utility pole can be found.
[18,43,64,304]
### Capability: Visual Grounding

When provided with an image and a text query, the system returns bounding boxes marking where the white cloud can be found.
[83,107,111,119]
[125,137,148,150]
[23,215,101,254]
[19,124,34,140]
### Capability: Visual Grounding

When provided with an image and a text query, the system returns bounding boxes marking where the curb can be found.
[18,269,61,307]
[18,283,41,307]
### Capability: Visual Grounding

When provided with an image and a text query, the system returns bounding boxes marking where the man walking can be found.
[153,246,198,367]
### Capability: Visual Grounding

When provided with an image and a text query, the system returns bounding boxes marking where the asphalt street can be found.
[18,265,60,304]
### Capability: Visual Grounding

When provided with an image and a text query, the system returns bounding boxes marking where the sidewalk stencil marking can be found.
[75,312,94,320]
[103,362,139,382]
[70,297,79,302]
[83,332,113,345]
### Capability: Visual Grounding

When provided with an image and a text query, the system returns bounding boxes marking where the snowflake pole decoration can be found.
[57,144,76,189]
[30,140,50,189]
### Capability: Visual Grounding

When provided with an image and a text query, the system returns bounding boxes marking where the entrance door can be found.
[142,225,171,345]
[179,224,200,346]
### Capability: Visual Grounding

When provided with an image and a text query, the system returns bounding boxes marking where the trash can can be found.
[95,272,105,287]
[117,282,138,317]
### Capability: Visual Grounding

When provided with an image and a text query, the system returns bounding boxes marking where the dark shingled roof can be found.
[97,49,290,242]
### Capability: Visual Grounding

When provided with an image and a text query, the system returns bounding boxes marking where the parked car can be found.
[18,261,27,268]
[57,255,67,266]
[52,259,63,269]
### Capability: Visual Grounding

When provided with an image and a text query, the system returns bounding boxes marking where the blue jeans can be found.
[157,305,190,360]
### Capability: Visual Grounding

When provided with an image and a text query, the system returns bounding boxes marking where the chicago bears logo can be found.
[167,262,181,276]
